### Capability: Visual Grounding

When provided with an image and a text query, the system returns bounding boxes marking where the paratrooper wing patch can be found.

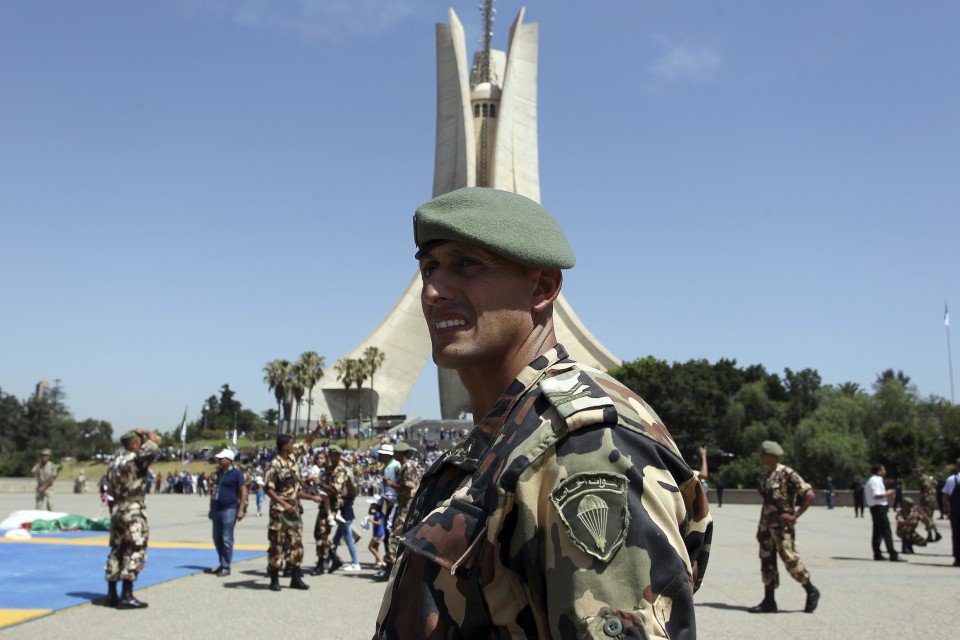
[550,472,628,563]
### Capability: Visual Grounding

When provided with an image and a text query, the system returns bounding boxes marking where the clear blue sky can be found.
[2,1,958,436]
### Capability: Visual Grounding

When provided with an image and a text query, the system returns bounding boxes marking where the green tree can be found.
[784,388,870,487]
[289,362,306,437]
[263,359,293,435]
[362,346,386,422]
[218,384,242,417]
[297,351,325,427]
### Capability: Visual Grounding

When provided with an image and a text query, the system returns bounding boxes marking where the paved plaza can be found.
[0,491,956,639]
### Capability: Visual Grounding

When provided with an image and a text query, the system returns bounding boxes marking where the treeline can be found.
[0,382,114,476]
[609,357,960,490]
[0,382,277,477]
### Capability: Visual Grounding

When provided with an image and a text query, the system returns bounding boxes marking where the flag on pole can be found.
[946,303,951,328]
[232,429,238,446]
[179,406,188,442]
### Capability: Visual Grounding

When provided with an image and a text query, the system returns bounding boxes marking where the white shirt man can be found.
[865,464,902,561]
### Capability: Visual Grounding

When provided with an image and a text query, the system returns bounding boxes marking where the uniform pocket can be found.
[400,498,488,577]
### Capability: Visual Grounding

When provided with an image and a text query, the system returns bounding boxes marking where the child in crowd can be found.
[367,495,386,568]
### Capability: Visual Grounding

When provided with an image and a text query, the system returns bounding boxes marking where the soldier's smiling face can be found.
[418,241,540,372]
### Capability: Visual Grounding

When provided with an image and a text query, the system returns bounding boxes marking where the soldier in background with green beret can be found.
[375,187,712,639]
[32,448,58,511]
[750,440,820,614]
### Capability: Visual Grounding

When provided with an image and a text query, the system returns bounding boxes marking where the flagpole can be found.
[179,405,188,473]
[947,302,956,404]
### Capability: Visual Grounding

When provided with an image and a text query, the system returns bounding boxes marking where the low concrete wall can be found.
[0,479,80,494]
[707,488,924,508]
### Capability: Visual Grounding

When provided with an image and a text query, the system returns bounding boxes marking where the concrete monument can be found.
[309,3,619,422]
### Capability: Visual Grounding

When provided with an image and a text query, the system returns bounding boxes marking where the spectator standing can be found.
[850,476,866,517]
[206,448,247,577]
[941,460,960,567]
[865,464,904,562]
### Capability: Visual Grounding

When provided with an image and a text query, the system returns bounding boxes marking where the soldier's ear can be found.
[531,269,562,313]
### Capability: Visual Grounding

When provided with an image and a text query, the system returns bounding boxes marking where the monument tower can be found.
[308,3,619,422]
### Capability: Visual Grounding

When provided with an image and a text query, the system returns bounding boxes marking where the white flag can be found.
[232,429,238,446]
[179,407,188,442]
[946,303,950,328]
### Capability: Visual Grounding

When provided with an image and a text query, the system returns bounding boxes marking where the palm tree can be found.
[297,351,325,427]
[290,361,306,438]
[334,358,357,427]
[362,346,386,426]
[263,359,292,436]
[352,360,370,448]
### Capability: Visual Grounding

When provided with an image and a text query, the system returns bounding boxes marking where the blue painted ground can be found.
[0,532,265,611]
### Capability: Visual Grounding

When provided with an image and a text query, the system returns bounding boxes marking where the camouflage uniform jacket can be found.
[758,464,811,529]
[375,345,712,640]
[32,460,58,491]
[395,459,419,508]
[896,506,931,538]
[326,459,355,505]
[265,443,309,515]
[106,439,160,504]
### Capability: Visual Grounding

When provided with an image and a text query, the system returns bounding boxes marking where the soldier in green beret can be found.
[375,187,712,639]
[750,441,820,614]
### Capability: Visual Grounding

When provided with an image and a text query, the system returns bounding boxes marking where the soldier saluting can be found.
[103,428,161,610]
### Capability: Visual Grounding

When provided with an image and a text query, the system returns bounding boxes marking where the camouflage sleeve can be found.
[136,439,160,471]
[493,423,711,640]
[264,463,278,494]
[787,467,812,496]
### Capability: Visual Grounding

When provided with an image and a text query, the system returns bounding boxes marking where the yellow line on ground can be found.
[0,538,267,551]
[0,609,51,627]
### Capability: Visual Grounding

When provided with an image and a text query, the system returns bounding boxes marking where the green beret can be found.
[328,444,343,454]
[120,431,139,445]
[759,440,783,456]
[902,497,914,506]
[393,442,416,453]
[413,187,575,269]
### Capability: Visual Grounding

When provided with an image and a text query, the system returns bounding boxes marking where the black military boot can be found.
[115,580,148,609]
[902,541,914,554]
[268,568,281,591]
[312,555,325,576]
[748,588,777,613]
[803,583,820,613]
[105,580,119,607]
[289,567,310,590]
[328,553,343,573]
[374,562,393,581]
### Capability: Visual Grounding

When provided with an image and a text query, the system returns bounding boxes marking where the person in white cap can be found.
[376,442,399,579]
[206,447,247,577]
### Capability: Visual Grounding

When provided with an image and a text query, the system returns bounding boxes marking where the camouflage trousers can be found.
[896,523,927,547]
[268,509,304,570]
[105,502,149,581]
[313,509,333,562]
[384,501,410,564]
[920,504,939,533]
[35,490,54,511]
[757,525,810,589]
